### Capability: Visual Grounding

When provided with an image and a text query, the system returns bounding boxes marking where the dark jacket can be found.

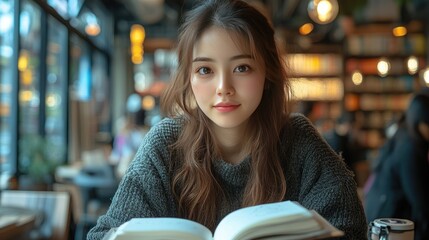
[365,94,429,240]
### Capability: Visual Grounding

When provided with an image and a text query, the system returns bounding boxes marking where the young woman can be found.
[87,0,367,239]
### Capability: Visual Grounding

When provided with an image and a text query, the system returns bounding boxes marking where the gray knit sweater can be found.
[87,114,368,239]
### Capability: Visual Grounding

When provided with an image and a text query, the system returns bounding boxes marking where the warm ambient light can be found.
[407,56,419,75]
[46,93,61,108]
[308,0,339,24]
[84,12,101,36]
[142,95,155,111]
[351,71,363,85]
[130,24,146,43]
[377,58,390,77]
[130,24,146,64]
[19,90,33,103]
[423,67,429,87]
[299,23,314,35]
[392,26,407,37]
[85,23,101,36]
[18,51,29,71]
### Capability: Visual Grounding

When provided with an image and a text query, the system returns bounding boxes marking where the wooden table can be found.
[0,206,40,240]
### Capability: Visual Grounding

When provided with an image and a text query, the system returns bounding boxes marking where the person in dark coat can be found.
[365,91,429,240]
[323,111,369,187]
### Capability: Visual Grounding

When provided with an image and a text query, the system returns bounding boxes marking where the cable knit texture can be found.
[87,113,368,239]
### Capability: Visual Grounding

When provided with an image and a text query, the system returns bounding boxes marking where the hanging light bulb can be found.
[299,23,314,35]
[130,24,146,64]
[422,67,429,87]
[351,70,363,86]
[308,0,339,24]
[407,56,418,75]
[392,25,407,37]
[377,58,391,77]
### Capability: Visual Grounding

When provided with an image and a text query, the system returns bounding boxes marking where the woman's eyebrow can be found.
[230,54,252,61]
[192,54,252,63]
[192,57,214,62]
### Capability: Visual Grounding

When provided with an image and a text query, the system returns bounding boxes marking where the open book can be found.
[103,200,344,240]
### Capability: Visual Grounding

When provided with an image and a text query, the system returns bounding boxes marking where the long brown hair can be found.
[160,0,291,229]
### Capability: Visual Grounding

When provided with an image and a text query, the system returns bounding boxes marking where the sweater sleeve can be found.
[86,119,179,240]
[288,114,368,240]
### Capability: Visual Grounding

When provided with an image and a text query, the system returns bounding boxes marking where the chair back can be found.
[1,190,71,240]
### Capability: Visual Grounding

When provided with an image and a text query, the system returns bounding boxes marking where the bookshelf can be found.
[343,24,426,154]
[285,47,344,133]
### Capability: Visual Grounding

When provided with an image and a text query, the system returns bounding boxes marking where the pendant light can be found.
[308,0,339,24]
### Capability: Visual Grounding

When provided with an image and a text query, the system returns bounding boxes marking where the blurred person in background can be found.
[110,108,148,178]
[364,91,429,240]
[323,111,369,188]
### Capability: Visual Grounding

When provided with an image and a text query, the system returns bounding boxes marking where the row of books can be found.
[286,54,342,76]
[346,34,426,56]
[346,57,426,75]
[354,129,385,149]
[354,111,402,129]
[345,75,417,93]
[290,78,343,101]
[345,93,412,111]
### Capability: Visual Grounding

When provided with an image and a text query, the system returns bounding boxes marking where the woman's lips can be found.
[213,103,240,112]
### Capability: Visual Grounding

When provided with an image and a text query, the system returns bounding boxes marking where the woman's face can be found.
[190,26,265,132]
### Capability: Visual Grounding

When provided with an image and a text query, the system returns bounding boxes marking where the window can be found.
[18,0,43,173]
[92,51,111,136]
[0,0,16,180]
[45,15,68,163]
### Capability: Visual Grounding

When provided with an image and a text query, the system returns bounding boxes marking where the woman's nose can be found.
[216,73,235,96]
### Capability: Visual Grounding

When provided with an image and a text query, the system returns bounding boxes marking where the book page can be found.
[112,217,213,240]
[258,211,344,240]
[213,201,317,240]
[309,210,344,238]
[236,217,322,240]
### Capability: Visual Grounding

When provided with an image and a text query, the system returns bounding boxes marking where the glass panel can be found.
[69,36,112,164]
[45,15,67,164]
[89,4,113,50]
[0,0,16,181]
[47,0,68,18]
[70,34,91,101]
[92,51,111,139]
[18,0,42,173]
[68,0,85,18]
[69,4,113,50]
[69,33,93,163]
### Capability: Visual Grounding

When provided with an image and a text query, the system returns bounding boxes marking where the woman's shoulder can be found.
[127,117,182,172]
[278,113,318,143]
[133,117,183,157]
[289,113,312,125]
[282,113,346,167]
[144,117,183,142]
[285,113,318,136]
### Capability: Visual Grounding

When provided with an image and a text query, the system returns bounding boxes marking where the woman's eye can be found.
[234,65,250,73]
[197,67,212,75]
